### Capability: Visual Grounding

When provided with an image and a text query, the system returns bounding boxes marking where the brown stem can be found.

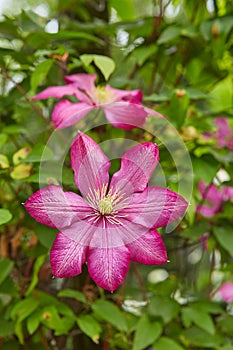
[0,66,50,126]
[132,263,148,301]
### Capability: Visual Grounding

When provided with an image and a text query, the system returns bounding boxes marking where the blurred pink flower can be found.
[24,133,187,291]
[33,73,163,130]
[204,118,233,151]
[196,180,233,217]
[216,282,233,303]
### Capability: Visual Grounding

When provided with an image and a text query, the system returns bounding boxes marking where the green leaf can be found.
[11,297,40,322]
[182,306,215,334]
[80,54,116,80]
[23,145,54,162]
[168,90,190,129]
[27,309,41,334]
[40,305,75,335]
[157,26,181,44]
[0,259,14,285]
[148,296,180,324]
[214,226,233,256]
[0,133,8,148]
[0,154,9,168]
[132,45,157,66]
[153,336,184,350]
[0,320,15,337]
[58,289,87,303]
[208,77,233,113]
[25,255,46,296]
[110,0,135,20]
[0,209,12,225]
[30,59,54,91]
[182,326,224,348]
[92,299,127,331]
[132,315,162,350]
[192,155,219,183]
[77,314,102,344]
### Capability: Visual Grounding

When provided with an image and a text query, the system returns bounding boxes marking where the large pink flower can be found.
[33,73,163,130]
[216,282,233,303]
[196,180,233,217]
[24,133,188,291]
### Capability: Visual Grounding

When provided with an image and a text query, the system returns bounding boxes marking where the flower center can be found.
[98,196,114,215]
[95,86,114,105]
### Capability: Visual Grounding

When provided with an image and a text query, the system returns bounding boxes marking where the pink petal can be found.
[52,99,93,129]
[50,232,87,278]
[64,73,96,90]
[198,181,222,207]
[32,85,78,100]
[143,106,165,118]
[110,143,159,197]
[24,186,92,228]
[64,74,97,104]
[223,186,233,202]
[217,282,233,303]
[103,101,147,130]
[87,245,130,291]
[71,132,110,197]
[123,187,188,228]
[105,85,143,103]
[127,229,167,265]
[215,118,232,139]
[196,204,219,217]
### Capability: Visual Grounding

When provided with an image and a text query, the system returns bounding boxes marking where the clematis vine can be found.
[203,118,233,151]
[24,133,188,291]
[33,73,163,130]
[196,180,233,218]
[216,282,233,303]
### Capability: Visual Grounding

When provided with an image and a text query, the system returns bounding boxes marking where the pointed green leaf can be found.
[132,315,162,350]
[31,59,54,91]
[214,226,233,256]
[77,314,102,344]
[58,289,87,303]
[0,209,12,225]
[92,299,127,331]
[0,259,14,285]
[153,336,184,350]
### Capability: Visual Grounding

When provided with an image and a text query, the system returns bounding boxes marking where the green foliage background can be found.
[0,0,233,349]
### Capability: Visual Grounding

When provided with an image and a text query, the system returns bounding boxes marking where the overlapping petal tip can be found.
[106,85,143,103]
[127,229,168,265]
[32,85,78,100]
[71,132,111,196]
[110,142,159,196]
[198,181,221,204]
[87,246,130,291]
[50,232,87,278]
[52,99,93,129]
[103,102,147,130]
[24,186,92,228]
[124,187,188,228]
[64,73,97,91]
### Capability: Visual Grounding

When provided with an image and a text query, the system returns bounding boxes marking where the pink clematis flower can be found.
[196,180,233,218]
[204,118,233,151]
[33,73,163,130]
[216,282,233,303]
[24,133,188,291]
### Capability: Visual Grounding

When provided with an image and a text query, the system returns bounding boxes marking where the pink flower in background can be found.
[196,180,233,217]
[24,133,187,291]
[216,282,233,303]
[33,73,163,130]
[204,118,233,151]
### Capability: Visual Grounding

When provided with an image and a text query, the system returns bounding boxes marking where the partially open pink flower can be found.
[24,133,188,291]
[33,73,163,130]
[196,180,233,217]
[203,118,233,151]
[216,282,233,303]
